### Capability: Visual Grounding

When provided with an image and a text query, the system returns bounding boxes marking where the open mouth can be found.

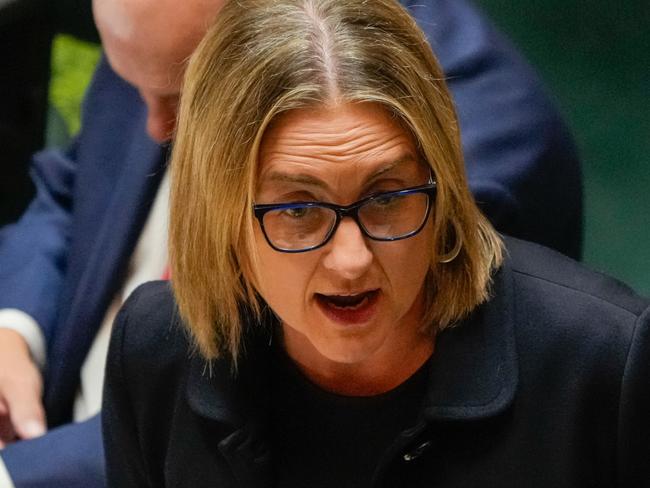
[315,290,380,324]
[316,291,378,309]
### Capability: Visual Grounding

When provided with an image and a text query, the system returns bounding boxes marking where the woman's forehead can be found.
[257,103,425,186]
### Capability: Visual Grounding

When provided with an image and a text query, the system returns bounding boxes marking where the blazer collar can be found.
[186,262,518,426]
[184,314,276,488]
[422,261,519,421]
[186,310,275,428]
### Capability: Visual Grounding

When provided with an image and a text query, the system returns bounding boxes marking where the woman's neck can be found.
[282,332,435,396]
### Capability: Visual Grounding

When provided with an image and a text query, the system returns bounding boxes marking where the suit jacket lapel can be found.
[45,132,166,424]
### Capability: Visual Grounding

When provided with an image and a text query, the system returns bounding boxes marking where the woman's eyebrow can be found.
[262,171,329,190]
[364,154,418,186]
[260,153,418,190]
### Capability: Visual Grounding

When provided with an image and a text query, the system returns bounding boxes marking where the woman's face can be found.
[253,103,434,381]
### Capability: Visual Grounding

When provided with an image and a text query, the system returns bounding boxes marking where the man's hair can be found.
[169,0,503,361]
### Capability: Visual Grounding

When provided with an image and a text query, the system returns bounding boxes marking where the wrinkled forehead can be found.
[258,103,424,166]
[254,103,431,201]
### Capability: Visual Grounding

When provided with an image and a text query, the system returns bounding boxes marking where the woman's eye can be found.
[284,207,310,218]
[373,194,399,207]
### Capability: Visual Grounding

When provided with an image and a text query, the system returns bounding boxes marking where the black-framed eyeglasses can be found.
[253,181,437,253]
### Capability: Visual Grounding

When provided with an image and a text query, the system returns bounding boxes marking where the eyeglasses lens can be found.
[262,192,429,251]
[359,192,429,239]
[263,206,336,251]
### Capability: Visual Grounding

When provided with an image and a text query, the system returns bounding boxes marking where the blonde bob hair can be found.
[170,0,503,361]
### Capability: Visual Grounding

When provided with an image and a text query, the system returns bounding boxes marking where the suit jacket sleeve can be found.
[408,0,582,259]
[0,414,105,488]
[0,144,76,345]
[617,306,650,484]
[0,53,150,351]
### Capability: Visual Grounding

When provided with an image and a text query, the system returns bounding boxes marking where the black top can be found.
[270,344,430,487]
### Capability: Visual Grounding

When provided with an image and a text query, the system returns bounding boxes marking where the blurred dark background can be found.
[476,0,649,294]
[0,0,98,225]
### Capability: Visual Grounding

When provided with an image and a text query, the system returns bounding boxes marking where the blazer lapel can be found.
[186,319,275,488]
[45,131,167,424]
[422,260,519,421]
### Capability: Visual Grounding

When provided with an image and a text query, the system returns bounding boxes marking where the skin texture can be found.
[0,0,226,446]
[92,0,226,142]
[0,329,44,446]
[254,103,435,396]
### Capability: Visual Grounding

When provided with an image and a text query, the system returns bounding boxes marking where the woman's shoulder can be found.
[500,237,650,381]
[504,236,649,319]
[109,280,194,378]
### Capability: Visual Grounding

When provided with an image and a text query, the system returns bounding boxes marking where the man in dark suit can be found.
[0,0,582,485]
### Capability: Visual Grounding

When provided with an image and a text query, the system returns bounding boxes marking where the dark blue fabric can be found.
[2,415,104,488]
[0,58,166,486]
[0,0,582,485]
[406,0,582,258]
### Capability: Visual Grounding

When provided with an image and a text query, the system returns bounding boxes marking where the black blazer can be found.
[103,238,650,487]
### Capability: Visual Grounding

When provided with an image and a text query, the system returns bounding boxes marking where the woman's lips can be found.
[315,290,380,325]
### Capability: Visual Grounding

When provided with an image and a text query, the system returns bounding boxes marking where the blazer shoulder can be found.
[111,280,194,376]
[504,236,649,318]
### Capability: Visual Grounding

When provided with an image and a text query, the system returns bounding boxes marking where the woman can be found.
[103,0,650,486]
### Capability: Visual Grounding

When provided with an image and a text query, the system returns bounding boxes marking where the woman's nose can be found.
[321,218,373,280]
